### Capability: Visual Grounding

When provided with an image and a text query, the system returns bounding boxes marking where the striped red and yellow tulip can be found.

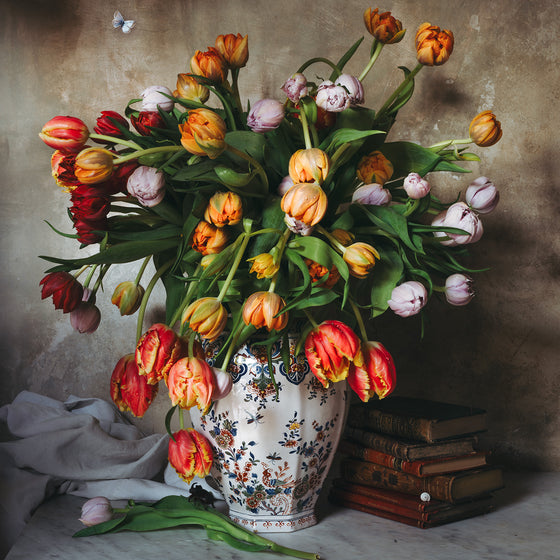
[167,357,216,413]
[168,428,213,484]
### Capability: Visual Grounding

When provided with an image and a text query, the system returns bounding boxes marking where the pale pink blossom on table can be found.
[247,99,285,133]
[278,175,294,196]
[79,497,113,527]
[352,183,392,206]
[335,74,364,105]
[141,85,174,112]
[316,81,350,112]
[281,73,308,103]
[127,165,166,207]
[445,273,474,306]
[466,176,499,214]
[432,202,483,246]
[388,281,428,317]
[403,172,431,199]
[284,214,314,236]
[70,289,101,334]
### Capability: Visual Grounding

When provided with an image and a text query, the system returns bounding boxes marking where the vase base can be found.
[228,509,317,533]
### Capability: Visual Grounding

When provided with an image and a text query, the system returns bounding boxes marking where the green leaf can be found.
[330,37,365,80]
[108,224,182,242]
[164,406,177,440]
[44,220,79,240]
[387,66,415,115]
[225,131,267,165]
[369,245,404,317]
[320,128,384,155]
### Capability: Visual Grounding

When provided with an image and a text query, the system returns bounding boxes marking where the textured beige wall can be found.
[1,0,559,470]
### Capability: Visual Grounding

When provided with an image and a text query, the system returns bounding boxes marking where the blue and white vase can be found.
[189,336,348,533]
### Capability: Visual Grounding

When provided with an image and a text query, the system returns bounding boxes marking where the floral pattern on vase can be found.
[190,336,348,532]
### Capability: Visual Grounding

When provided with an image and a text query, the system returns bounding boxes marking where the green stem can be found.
[298,107,313,149]
[225,144,269,190]
[377,62,423,118]
[179,408,184,430]
[134,256,151,286]
[350,299,368,341]
[89,133,143,150]
[217,229,251,302]
[82,265,98,290]
[358,40,384,81]
[171,265,203,331]
[113,145,185,165]
[91,265,110,294]
[303,308,319,329]
[428,138,472,152]
[316,225,346,254]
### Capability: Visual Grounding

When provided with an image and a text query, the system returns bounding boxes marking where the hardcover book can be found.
[339,439,488,476]
[347,396,487,443]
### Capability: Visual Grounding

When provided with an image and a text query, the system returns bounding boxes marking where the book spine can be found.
[348,408,433,442]
[344,426,415,460]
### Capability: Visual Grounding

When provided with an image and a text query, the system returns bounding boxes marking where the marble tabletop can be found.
[4,471,559,560]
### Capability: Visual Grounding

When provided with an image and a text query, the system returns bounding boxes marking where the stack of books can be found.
[329,396,504,528]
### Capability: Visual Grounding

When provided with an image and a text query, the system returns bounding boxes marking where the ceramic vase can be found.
[190,336,348,533]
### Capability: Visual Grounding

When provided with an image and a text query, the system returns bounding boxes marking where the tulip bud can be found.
[316,81,350,113]
[175,73,210,103]
[281,182,328,226]
[191,47,228,83]
[74,148,114,185]
[191,220,230,255]
[168,428,213,484]
[331,228,355,247]
[348,341,396,401]
[40,271,83,313]
[415,22,454,66]
[247,99,285,133]
[388,281,428,317]
[351,183,392,206]
[182,297,228,341]
[215,33,249,69]
[289,148,330,185]
[445,273,474,306]
[281,73,308,103]
[248,253,280,279]
[356,151,393,185]
[364,8,405,44]
[211,367,233,400]
[305,258,340,289]
[179,108,226,159]
[466,176,499,214]
[469,111,503,147]
[93,110,129,138]
[131,111,166,136]
[79,497,113,527]
[343,242,380,279]
[242,291,288,332]
[432,202,483,246]
[70,289,101,334]
[111,281,145,316]
[167,357,216,413]
[334,74,364,105]
[39,116,89,151]
[141,85,174,112]
[278,175,294,196]
[204,191,243,228]
[403,172,431,199]
[127,165,166,207]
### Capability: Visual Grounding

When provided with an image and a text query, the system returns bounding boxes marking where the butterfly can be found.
[112,10,135,33]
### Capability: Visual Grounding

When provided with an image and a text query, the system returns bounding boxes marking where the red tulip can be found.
[348,341,396,402]
[304,320,361,387]
[130,111,165,136]
[93,110,129,138]
[39,116,89,151]
[40,271,83,313]
[168,428,213,484]
[51,150,80,189]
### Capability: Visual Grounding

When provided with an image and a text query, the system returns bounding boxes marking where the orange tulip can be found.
[242,291,288,332]
[204,191,243,227]
[469,111,503,147]
[305,258,340,289]
[39,115,89,151]
[215,33,249,69]
[181,297,228,341]
[415,22,454,66]
[190,47,228,83]
[330,228,355,247]
[74,148,114,184]
[175,73,210,103]
[348,341,396,402]
[288,148,330,185]
[167,356,216,413]
[343,242,380,279]
[168,428,214,484]
[363,8,405,44]
[111,281,145,316]
[356,151,393,185]
[191,220,229,255]
[281,183,328,227]
[51,150,79,189]
[178,108,226,159]
[248,253,279,279]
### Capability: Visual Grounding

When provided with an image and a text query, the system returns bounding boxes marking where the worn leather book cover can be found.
[347,396,487,443]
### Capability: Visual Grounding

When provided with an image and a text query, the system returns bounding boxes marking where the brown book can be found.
[344,425,479,461]
[339,439,488,476]
[340,458,504,503]
[347,396,487,443]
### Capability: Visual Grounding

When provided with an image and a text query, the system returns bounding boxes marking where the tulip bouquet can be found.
[39,8,502,492]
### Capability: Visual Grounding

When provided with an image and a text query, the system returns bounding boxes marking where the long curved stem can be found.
[358,40,384,81]
[225,143,269,189]
[217,230,251,302]
[89,133,143,150]
[113,145,185,165]
[376,62,423,119]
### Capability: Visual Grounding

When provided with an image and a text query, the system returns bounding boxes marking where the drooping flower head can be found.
[40,271,83,313]
[74,148,114,185]
[204,191,243,228]
[415,22,454,66]
[167,356,217,413]
[175,74,210,103]
[281,183,328,227]
[356,151,393,185]
[181,297,228,341]
[168,428,214,484]
[466,177,499,214]
[191,220,230,255]
[445,274,475,306]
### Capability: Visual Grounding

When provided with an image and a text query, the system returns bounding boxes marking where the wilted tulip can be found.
[351,183,392,206]
[304,320,361,388]
[316,81,350,113]
[51,150,79,189]
[415,22,454,66]
[190,47,228,83]
[343,242,380,279]
[130,111,166,136]
[305,258,340,289]
[334,74,364,105]
[247,99,285,133]
[281,182,328,226]
[40,271,83,313]
[181,297,228,341]
[141,85,174,112]
[204,191,243,227]
[348,341,396,401]
[356,151,393,185]
[135,323,186,384]
[432,202,483,246]
[39,116,89,151]
[93,110,129,138]
[445,273,474,306]
[215,33,249,69]
[403,172,431,199]
[167,357,216,413]
[363,8,405,44]
[111,281,145,316]
[469,111,503,147]
[388,281,428,317]
[281,73,308,103]
[74,148,114,184]
[127,165,166,207]
[289,148,330,185]
[466,176,499,214]
[191,220,230,255]
[70,289,101,334]
[178,108,226,159]
[242,291,288,332]
[248,253,279,279]
[79,497,113,527]
[168,428,213,484]
[175,73,210,103]
[111,353,159,417]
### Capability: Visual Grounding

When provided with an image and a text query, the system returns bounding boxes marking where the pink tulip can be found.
[445,274,474,306]
[388,281,428,317]
[141,85,174,112]
[70,289,101,334]
[432,202,483,246]
[352,183,392,206]
[247,99,285,133]
[335,74,364,105]
[466,177,499,214]
[127,165,166,207]
[79,497,113,527]
[403,172,431,199]
[281,73,308,103]
[316,81,350,112]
